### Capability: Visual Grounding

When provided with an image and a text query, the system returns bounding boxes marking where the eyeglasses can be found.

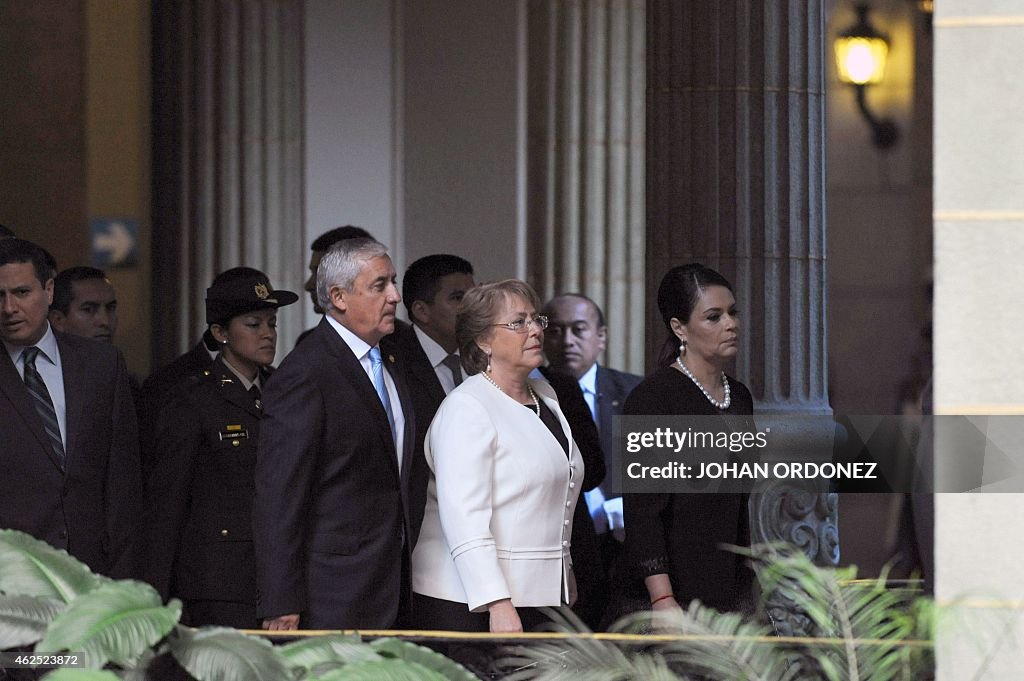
[492,315,549,333]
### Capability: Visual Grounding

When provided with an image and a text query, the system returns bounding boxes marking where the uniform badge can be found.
[254,283,270,300]
[219,426,249,443]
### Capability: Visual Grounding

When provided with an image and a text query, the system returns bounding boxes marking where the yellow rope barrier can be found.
[237,628,933,648]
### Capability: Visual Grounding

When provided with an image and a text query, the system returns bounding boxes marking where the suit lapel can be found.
[595,368,614,436]
[388,356,416,482]
[318,321,401,480]
[58,335,86,469]
[401,330,447,408]
[1,346,64,472]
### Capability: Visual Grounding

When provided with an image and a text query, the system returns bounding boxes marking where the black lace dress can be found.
[618,365,755,616]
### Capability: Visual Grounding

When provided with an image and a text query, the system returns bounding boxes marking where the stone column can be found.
[526,0,647,374]
[646,0,836,634]
[152,0,305,363]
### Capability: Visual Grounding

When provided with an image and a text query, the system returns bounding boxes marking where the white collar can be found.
[4,322,60,367]
[325,313,374,361]
[413,324,455,368]
[578,362,599,395]
[218,353,262,391]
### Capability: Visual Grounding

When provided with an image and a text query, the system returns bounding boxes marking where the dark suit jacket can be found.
[380,324,441,550]
[253,318,417,629]
[595,365,643,498]
[143,358,270,628]
[0,331,141,578]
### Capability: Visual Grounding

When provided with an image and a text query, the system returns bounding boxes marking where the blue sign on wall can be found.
[90,218,138,268]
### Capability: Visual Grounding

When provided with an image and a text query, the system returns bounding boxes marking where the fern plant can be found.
[502,543,934,681]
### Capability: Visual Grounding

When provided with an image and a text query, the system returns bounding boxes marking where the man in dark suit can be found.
[254,237,418,630]
[49,266,143,410]
[0,238,141,578]
[542,294,642,572]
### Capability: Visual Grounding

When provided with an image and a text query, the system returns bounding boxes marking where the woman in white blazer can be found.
[411,279,583,633]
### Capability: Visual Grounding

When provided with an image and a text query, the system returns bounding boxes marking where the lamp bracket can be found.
[854,85,900,150]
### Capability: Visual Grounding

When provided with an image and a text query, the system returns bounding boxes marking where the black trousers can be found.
[182,599,258,630]
[412,593,554,632]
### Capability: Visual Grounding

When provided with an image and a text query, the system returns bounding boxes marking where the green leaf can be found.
[279,633,380,671]
[41,670,121,681]
[0,529,101,603]
[169,627,291,681]
[0,594,66,648]
[312,659,448,681]
[36,580,181,668]
[370,638,479,681]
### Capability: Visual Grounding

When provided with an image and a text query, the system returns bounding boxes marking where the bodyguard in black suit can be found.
[543,294,642,532]
[543,293,643,626]
[143,268,297,628]
[254,237,418,631]
[381,254,474,546]
[0,238,141,578]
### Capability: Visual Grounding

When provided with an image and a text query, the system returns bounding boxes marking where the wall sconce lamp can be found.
[834,4,900,150]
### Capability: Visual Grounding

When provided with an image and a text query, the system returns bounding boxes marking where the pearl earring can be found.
[680,340,687,356]
[486,352,492,373]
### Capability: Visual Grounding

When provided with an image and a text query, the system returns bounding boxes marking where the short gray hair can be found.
[316,237,390,311]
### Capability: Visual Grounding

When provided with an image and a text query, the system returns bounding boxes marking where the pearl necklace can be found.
[481,371,540,416]
[675,357,731,410]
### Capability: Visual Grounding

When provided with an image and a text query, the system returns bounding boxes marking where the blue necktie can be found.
[22,346,66,469]
[369,346,397,445]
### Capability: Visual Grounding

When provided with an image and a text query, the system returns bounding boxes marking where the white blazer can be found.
[411,374,583,612]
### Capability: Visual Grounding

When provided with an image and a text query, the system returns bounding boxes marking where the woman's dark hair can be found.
[457,279,542,375]
[655,263,734,366]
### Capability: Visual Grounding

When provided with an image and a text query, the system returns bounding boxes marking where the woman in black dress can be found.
[623,263,754,614]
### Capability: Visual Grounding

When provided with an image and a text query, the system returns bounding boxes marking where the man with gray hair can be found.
[253,237,419,630]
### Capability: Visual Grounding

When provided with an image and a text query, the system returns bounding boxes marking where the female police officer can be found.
[143,267,297,628]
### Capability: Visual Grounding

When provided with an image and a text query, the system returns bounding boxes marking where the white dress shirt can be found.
[413,325,462,395]
[578,362,598,420]
[325,315,405,470]
[4,324,67,448]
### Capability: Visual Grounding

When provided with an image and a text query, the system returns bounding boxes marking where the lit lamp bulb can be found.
[835,36,889,85]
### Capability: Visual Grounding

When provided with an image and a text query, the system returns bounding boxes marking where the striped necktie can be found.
[22,346,66,468]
